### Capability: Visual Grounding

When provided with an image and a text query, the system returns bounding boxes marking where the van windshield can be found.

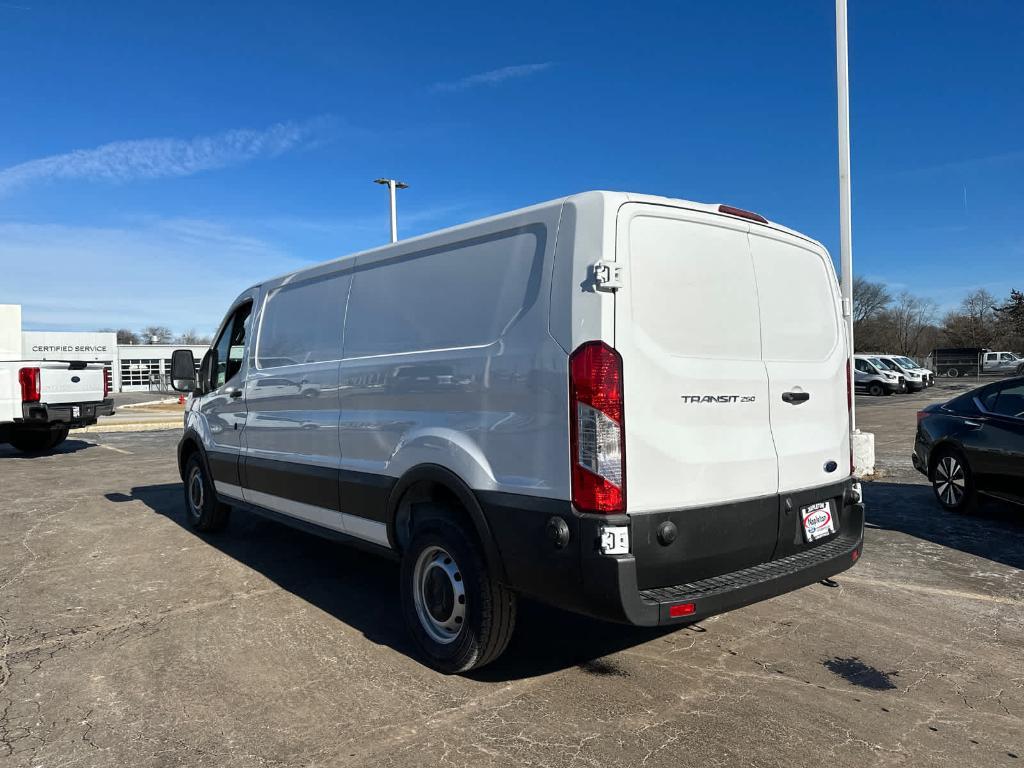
[869,357,894,370]
[897,356,919,368]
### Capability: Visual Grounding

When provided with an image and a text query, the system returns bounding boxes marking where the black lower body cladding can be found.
[478,479,864,627]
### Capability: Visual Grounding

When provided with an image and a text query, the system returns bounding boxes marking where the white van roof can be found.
[256,190,827,289]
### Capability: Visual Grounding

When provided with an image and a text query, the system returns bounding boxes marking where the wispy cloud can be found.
[0,218,309,333]
[0,117,332,195]
[430,63,553,93]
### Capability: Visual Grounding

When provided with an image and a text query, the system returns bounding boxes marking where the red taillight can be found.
[569,341,625,514]
[19,367,41,403]
[916,410,929,424]
[718,204,769,224]
[669,602,696,618]
[103,367,111,399]
[851,548,860,562]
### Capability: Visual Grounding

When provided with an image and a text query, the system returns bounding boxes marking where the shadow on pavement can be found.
[864,481,1024,570]
[0,439,95,459]
[108,483,678,681]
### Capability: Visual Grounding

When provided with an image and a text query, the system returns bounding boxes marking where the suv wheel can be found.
[930,448,976,513]
[401,514,516,674]
[183,452,231,532]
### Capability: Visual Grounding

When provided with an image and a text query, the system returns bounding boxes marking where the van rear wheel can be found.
[401,515,516,674]
[183,453,230,532]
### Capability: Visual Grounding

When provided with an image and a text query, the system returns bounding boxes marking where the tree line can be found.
[97,327,213,346]
[854,278,1024,359]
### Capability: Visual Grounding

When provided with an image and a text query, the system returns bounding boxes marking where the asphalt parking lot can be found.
[1,386,1021,767]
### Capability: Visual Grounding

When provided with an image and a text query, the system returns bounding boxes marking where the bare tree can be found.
[941,289,998,348]
[98,328,140,344]
[852,276,892,324]
[176,329,205,344]
[888,292,938,357]
[140,326,173,344]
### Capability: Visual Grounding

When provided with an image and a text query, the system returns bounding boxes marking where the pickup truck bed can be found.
[1,361,114,451]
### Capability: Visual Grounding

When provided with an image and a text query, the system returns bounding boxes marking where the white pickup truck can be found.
[0,361,114,452]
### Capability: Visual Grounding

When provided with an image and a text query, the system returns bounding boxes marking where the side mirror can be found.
[170,349,197,393]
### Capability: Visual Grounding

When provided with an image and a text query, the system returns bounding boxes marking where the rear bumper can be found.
[589,524,863,626]
[479,482,865,627]
[19,398,114,428]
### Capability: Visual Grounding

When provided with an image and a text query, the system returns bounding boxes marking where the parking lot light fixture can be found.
[374,178,409,243]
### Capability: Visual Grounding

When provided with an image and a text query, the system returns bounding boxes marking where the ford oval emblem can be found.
[824,460,838,473]
[71,376,80,383]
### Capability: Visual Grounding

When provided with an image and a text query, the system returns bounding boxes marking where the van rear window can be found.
[628,216,762,360]
[343,230,541,358]
[749,234,839,362]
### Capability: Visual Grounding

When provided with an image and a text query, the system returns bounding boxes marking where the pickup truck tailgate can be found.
[39,365,105,404]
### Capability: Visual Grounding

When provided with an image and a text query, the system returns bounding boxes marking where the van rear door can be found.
[747,227,849,495]
[614,204,780,583]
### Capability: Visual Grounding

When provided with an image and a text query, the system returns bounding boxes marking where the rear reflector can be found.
[851,548,860,562]
[718,204,768,224]
[19,367,41,403]
[569,341,625,514]
[669,603,696,618]
[103,367,111,399]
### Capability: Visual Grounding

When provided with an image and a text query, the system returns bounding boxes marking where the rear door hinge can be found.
[594,260,623,292]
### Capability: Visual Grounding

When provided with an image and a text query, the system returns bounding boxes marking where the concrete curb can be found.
[78,421,181,434]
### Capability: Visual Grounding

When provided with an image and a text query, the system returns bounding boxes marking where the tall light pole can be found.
[836,0,855,429]
[374,178,409,243]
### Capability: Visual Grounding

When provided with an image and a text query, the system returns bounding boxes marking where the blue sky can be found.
[1,1,1021,334]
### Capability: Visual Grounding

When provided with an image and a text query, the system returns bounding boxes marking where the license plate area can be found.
[800,500,836,542]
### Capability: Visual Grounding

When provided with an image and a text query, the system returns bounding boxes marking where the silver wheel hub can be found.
[188,466,205,516]
[412,545,466,645]
[934,456,965,505]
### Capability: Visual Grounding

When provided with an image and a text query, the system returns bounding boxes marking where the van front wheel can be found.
[183,453,230,532]
[401,517,516,674]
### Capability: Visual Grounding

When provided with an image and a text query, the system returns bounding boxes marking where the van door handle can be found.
[782,391,810,404]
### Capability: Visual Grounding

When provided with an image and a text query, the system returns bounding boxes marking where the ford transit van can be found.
[170,191,864,673]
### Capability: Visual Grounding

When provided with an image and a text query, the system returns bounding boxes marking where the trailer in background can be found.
[931,348,983,378]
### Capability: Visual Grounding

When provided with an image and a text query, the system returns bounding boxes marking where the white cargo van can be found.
[170,191,864,673]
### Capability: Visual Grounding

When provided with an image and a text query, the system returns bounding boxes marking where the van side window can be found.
[212,302,252,388]
[343,231,541,358]
[854,359,872,374]
[257,274,349,368]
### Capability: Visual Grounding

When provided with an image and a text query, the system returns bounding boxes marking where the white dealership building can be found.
[0,304,207,392]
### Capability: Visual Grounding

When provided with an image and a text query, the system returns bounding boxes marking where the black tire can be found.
[400,514,516,674]
[946,367,959,378]
[929,447,976,513]
[867,382,884,397]
[183,452,230,532]
[9,426,69,453]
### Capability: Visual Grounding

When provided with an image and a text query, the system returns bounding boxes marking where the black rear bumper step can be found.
[633,528,863,625]
[641,531,860,603]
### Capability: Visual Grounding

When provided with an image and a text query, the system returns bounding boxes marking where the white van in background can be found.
[170,191,864,673]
